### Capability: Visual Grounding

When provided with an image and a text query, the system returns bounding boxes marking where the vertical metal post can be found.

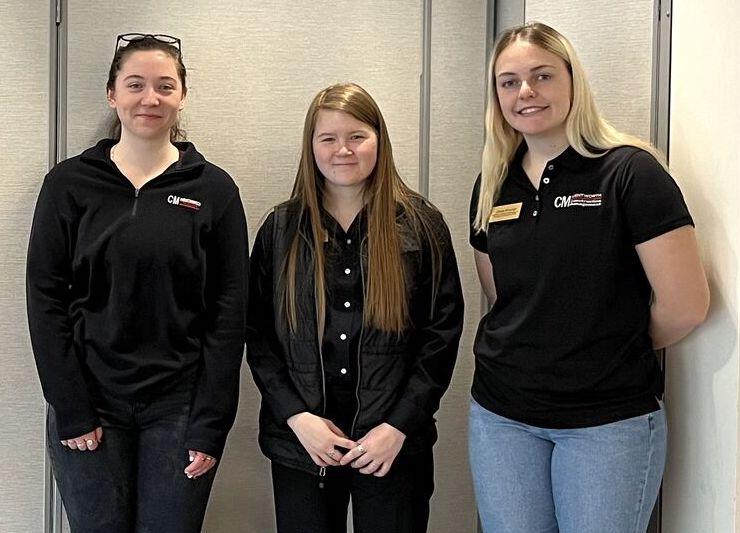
[46,0,67,531]
[649,3,672,532]
[418,0,432,197]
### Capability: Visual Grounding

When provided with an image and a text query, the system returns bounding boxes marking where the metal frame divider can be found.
[418,0,432,197]
[649,2,673,532]
[46,0,67,531]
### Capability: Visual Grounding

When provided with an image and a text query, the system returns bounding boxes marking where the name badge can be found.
[489,202,522,223]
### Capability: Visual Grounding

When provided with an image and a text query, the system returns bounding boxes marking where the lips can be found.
[517,106,548,115]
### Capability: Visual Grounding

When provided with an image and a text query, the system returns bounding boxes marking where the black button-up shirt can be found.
[470,144,693,428]
[320,209,365,432]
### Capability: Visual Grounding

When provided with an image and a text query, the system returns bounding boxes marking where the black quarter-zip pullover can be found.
[27,139,248,458]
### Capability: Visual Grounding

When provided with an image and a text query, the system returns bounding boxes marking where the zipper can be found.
[318,466,326,489]
[314,283,328,418]
[131,188,140,216]
[349,234,367,438]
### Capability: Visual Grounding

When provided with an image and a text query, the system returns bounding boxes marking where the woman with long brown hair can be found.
[247,82,464,532]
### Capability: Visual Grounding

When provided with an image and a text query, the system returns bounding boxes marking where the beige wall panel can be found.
[0,1,49,531]
[664,1,740,530]
[66,1,421,530]
[428,1,486,531]
[525,0,654,140]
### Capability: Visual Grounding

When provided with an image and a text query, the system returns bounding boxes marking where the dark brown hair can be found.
[106,36,187,141]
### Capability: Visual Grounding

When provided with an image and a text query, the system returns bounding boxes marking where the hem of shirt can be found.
[470,388,661,430]
[631,216,694,246]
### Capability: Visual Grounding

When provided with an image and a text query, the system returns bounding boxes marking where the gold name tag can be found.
[489,202,523,222]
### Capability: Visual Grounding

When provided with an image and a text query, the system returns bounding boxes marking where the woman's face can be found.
[312,109,378,196]
[494,39,572,144]
[107,50,185,141]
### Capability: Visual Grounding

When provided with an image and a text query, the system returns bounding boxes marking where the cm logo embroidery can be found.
[167,195,202,211]
[554,193,602,208]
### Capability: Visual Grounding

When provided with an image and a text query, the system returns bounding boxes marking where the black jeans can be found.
[271,449,434,533]
[47,388,216,533]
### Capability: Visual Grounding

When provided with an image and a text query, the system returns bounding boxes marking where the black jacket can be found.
[246,199,464,474]
[26,139,248,458]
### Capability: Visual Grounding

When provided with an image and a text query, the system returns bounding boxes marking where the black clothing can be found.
[271,449,434,533]
[247,199,464,475]
[469,145,693,429]
[320,209,364,434]
[47,389,217,533]
[27,138,248,458]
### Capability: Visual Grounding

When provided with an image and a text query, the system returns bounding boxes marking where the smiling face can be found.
[312,109,378,196]
[494,39,572,145]
[107,50,185,142]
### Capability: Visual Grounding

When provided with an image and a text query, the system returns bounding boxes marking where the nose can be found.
[518,80,536,99]
[141,86,159,106]
[336,144,353,156]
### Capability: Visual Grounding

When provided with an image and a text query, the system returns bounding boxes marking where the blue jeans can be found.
[468,397,666,533]
[47,388,217,533]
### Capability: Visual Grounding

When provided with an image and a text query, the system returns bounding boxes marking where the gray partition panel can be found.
[0,1,50,532]
[428,1,487,532]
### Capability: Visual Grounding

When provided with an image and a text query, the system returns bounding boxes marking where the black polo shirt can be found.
[469,144,693,428]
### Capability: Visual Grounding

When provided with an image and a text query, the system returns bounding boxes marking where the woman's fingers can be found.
[184,450,218,478]
[60,428,103,452]
[359,459,381,475]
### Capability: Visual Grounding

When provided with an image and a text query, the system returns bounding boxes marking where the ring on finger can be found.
[204,456,213,462]
[327,449,337,459]
[86,439,95,447]
[356,444,366,455]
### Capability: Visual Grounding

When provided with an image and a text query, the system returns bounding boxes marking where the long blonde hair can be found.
[283,82,441,335]
[474,22,663,232]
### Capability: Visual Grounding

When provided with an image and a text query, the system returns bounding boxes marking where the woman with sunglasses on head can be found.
[246,82,464,533]
[468,23,710,533]
[27,34,247,532]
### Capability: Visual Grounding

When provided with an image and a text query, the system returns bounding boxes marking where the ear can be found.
[107,88,116,109]
[178,95,186,111]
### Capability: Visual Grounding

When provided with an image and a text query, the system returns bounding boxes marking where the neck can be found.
[522,132,570,164]
[323,184,366,231]
[114,132,178,171]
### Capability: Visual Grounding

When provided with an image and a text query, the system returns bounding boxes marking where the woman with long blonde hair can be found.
[247,82,464,532]
[468,22,708,532]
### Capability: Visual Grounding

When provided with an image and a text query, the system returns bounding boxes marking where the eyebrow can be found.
[315,129,368,138]
[496,64,556,77]
[122,74,177,82]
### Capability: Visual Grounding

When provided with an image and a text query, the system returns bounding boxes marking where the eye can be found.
[536,73,552,81]
[349,134,366,141]
[127,82,143,90]
[160,84,175,91]
[500,79,519,89]
[319,137,335,143]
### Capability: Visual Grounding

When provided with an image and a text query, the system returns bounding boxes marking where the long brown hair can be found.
[106,35,187,141]
[474,22,663,232]
[283,82,441,335]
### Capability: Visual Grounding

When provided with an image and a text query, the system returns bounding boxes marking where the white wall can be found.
[663,1,740,531]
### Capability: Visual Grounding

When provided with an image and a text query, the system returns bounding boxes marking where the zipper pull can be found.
[134,188,140,198]
[318,466,326,489]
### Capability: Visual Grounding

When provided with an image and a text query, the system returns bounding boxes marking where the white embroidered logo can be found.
[167,195,201,211]
[554,193,602,208]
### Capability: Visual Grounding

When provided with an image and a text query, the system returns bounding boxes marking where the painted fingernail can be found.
[189,455,194,462]
[187,473,193,478]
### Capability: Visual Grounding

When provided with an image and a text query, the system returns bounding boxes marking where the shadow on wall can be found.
[663,125,738,532]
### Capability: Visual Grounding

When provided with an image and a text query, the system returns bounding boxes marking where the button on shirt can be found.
[469,144,693,429]
[320,209,365,431]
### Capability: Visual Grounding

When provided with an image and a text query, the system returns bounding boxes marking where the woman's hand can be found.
[287,412,358,467]
[184,450,217,479]
[61,427,103,451]
[339,422,406,477]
